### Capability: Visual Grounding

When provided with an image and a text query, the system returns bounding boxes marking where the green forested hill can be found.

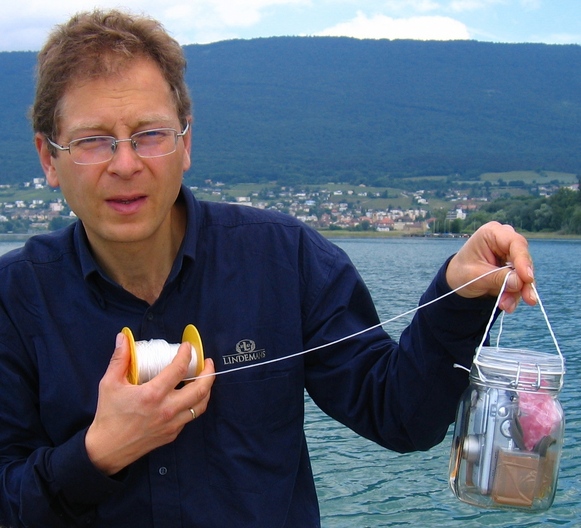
[0,51,38,183]
[1,38,580,186]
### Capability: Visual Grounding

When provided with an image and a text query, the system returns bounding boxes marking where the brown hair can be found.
[32,9,192,142]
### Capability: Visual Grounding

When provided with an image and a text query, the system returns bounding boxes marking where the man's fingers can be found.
[105,332,132,382]
[446,222,537,304]
[147,341,193,390]
[179,358,216,421]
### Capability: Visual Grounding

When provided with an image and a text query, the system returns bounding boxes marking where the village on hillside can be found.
[0,176,573,236]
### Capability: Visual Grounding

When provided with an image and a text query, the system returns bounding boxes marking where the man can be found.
[0,9,535,528]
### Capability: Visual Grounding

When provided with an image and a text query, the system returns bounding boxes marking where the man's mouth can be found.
[107,195,146,213]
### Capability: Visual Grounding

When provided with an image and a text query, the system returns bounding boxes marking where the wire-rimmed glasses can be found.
[46,122,190,165]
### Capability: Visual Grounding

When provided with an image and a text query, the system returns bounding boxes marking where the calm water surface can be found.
[308,238,580,527]
[1,238,579,527]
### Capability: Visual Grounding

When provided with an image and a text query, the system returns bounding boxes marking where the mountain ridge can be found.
[0,37,579,186]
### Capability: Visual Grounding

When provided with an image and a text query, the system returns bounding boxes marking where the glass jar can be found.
[449,346,565,511]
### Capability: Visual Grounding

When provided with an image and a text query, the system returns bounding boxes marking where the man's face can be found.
[36,58,191,248]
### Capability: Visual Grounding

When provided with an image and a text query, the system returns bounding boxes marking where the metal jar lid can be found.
[471,346,565,393]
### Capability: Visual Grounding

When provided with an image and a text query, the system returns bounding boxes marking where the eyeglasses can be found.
[46,122,190,165]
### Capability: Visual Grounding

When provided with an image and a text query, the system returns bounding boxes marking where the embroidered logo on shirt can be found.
[222,339,266,366]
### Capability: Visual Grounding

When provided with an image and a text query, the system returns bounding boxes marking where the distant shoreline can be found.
[318,230,581,240]
[1,230,579,244]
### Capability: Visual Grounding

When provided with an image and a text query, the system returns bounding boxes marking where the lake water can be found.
[1,237,579,527]
[309,237,580,527]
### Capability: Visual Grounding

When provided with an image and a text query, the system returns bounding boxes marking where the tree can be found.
[533,203,553,231]
[450,219,462,234]
[565,206,581,234]
[356,219,372,231]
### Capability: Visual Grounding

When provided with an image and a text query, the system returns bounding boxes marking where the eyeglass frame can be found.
[45,122,190,165]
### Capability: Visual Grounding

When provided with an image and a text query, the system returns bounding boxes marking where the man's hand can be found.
[85,332,215,475]
[446,221,536,313]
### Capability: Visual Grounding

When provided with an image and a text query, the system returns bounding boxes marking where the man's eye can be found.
[138,130,171,139]
[75,137,112,149]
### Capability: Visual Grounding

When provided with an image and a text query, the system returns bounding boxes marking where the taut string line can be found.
[188,264,516,381]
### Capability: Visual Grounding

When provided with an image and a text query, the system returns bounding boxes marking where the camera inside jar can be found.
[460,386,562,507]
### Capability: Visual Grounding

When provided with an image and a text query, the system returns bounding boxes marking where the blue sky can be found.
[1,0,580,52]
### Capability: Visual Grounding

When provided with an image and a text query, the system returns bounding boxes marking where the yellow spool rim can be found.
[182,324,205,376]
[122,327,139,385]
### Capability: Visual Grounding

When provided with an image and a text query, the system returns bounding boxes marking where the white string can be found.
[531,282,563,360]
[495,311,505,349]
[475,270,512,355]
[135,339,199,383]
[188,264,516,381]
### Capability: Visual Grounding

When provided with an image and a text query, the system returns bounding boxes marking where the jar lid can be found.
[471,346,565,393]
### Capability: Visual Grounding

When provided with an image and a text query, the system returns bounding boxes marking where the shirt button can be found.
[159,466,168,476]
[147,312,154,321]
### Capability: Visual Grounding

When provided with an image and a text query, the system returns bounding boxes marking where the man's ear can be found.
[35,133,60,188]
[182,120,192,173]
[182,149,191,173]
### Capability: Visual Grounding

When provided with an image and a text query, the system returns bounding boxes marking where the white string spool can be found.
[122,324,205,385]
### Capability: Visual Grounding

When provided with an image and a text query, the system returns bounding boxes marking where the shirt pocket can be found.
[204,367,305,494]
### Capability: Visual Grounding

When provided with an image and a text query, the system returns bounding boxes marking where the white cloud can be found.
[520,0,541,9]
[0,0,311,49]
[448,0,507,12]
[317,12,470,40]
[161,0,312,44]
[160,0,311,33]
[383,0,504,13]
[384,0,442,12]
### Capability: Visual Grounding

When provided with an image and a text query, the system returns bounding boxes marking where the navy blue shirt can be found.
[0,186,494,527]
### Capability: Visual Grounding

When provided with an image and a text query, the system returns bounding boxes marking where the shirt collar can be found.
[73,221,99,281]
[179,184,200,264]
